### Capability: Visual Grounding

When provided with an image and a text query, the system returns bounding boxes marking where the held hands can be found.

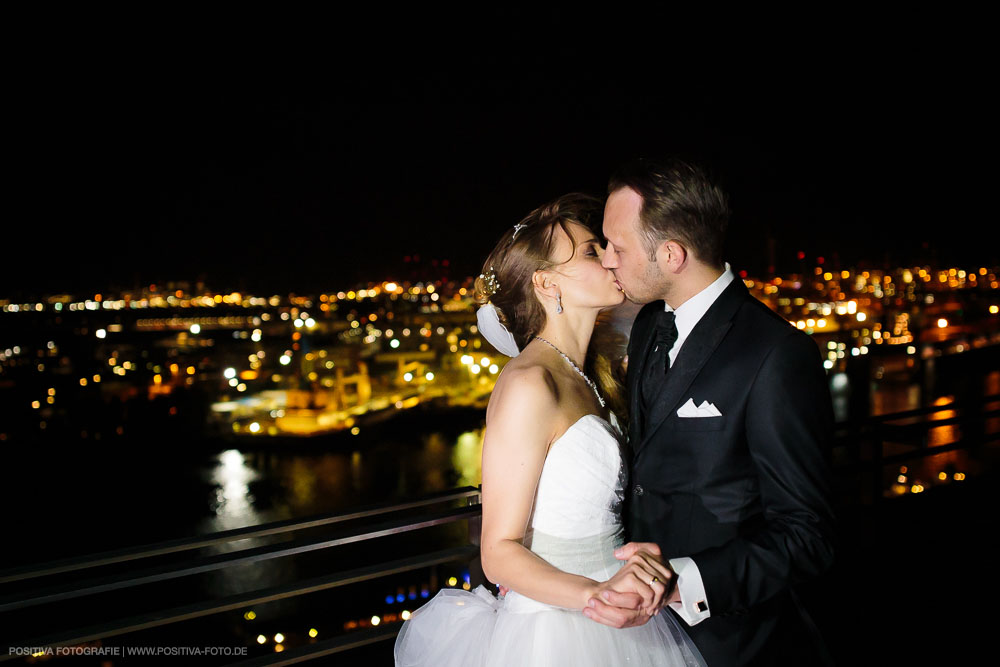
[582,542,679,629]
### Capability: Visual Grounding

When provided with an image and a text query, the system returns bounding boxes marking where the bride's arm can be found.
[479,365,603,610]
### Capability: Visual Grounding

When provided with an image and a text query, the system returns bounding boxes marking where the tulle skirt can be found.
[394,584,706,667]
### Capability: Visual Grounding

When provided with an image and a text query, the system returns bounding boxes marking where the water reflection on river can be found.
[198,425,486,536]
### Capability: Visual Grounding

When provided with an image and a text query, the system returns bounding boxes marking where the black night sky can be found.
[5,13,994,298]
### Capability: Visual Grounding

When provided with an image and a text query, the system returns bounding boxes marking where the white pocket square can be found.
[677,398,723,418]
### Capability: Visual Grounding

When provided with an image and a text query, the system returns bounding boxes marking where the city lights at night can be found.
[0,16,995,665]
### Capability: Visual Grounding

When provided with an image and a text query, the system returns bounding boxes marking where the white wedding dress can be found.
[394,413,706,666]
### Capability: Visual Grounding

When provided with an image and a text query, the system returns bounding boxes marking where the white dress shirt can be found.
[664,261,735,367]
[662,261,734,626]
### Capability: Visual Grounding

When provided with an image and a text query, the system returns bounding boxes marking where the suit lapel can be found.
[634,277,750,456]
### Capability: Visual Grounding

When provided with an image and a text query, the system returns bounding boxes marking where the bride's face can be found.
[541,221,625,311]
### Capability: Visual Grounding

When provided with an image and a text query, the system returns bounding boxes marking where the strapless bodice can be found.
[527,413,627,539]
[506,413,628,613]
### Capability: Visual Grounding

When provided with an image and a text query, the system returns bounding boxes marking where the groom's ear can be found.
[658,240,688,273]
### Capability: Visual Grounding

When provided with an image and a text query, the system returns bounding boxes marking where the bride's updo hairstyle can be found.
[474,193,601,352]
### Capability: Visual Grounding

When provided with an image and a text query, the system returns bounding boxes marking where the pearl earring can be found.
[556,295,563,314]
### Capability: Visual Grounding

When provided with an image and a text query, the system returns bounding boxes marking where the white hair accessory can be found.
[478,266,500,299]
[476,303,520,357]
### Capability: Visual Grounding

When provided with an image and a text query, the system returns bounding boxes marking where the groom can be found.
[585,158,836,666]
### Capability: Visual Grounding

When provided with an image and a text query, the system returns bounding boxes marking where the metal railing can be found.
[0,487,483,665]
[830,392,1000,503]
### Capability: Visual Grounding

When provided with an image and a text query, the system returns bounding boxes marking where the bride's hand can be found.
[583,576,651,628]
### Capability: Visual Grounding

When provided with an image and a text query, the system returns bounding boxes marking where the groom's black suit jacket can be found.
[625,275,836,667]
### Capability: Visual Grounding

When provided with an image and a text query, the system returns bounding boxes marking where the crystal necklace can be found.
[534,336,606,408]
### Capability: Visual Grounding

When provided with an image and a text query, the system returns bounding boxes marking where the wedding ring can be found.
[650,576,659,586]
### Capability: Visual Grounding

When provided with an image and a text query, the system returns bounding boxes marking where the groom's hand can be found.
[582,542,676,628]
[615,542,680,609]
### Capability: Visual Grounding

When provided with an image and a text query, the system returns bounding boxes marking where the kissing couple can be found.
[395,158,836,667]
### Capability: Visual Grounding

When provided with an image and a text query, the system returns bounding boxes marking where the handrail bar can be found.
[833,431,1000,473]
[833,393,1000,429]
[878,431,1000,466]
[0,505,480,613]
[0,487,482,585]
[1,546,477,660]
[853,407,1000,434]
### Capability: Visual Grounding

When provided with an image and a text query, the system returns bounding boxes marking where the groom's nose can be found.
[601,246,618,269]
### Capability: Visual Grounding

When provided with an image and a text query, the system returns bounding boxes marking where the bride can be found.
[394,193,705,666]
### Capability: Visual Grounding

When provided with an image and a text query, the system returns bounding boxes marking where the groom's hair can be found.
[607,157,729,267]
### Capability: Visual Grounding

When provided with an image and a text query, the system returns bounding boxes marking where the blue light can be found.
[385,595,394,604]
[420,589,430,598]
[396,594,405,603]
[462,571,471,584]
[408,591,417,600]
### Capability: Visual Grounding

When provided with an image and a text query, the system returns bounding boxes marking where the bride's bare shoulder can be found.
[486,357,560,424]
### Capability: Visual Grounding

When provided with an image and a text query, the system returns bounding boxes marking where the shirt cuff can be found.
[667,557,710,626]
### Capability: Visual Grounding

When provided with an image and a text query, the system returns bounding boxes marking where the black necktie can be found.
[641,310,678,416]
